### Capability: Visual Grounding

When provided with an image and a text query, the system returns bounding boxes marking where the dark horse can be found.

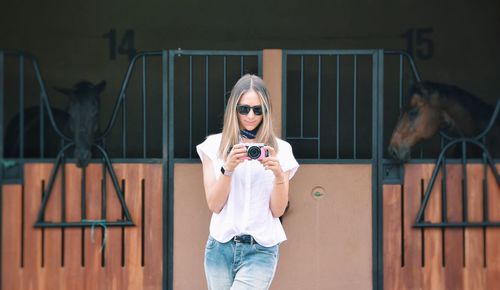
[4,80,105,167]
[388,81,500,162]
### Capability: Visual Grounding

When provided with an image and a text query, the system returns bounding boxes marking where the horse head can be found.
[56,80,105,168]
[388,82,450,162]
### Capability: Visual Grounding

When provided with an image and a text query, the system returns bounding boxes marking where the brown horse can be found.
[388,81,500,162]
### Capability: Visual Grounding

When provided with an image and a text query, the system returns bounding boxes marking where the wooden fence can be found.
[1,163,163,290]
[384,164,500,290]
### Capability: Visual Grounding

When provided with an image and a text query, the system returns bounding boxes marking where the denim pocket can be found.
[253,243,278,257]
[206,236,217,250]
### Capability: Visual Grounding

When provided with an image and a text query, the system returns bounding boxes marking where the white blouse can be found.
[196,133,299,247]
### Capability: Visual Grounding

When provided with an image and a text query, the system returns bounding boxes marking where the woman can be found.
[196,74,299,290]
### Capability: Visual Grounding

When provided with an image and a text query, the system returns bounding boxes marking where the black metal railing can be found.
[414,100,500,228]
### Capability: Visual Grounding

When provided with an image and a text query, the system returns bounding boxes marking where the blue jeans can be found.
[204,236,279,290]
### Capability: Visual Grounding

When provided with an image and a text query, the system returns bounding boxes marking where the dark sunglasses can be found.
[236,105,263,116]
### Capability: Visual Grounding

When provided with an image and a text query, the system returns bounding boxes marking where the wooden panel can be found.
[142,164,163,290]
[422,164,445,289]
[383,184,402,290]
[486,165,500,289]
[463,164,486,289]
[103,163,126,290]
[384,163,500,290]
[401,164,423,290]
[23,164,46,289]
[82,164,103,290]
[2,163,163,290]
[1,184,23,290]
[443,164,464,290]
[44,163,63,290]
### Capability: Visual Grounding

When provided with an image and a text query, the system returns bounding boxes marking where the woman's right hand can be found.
[224,144,247,171]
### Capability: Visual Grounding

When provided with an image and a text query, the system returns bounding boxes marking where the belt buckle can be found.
[234,235,253,244]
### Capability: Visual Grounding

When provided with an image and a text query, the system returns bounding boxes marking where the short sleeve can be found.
[277,140,299,179]
[196,134,222,163]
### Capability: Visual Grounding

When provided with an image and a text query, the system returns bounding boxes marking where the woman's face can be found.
[237,90,263,131]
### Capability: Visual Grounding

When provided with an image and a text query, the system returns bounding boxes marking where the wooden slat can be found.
[422,164,445,289]
[401,164,423,290]
[383,184,402,290]
[486,165,500,289]
[443,164,464,290]
[103,163,126,290]
[143,164,163,290]
[123,164,144,289]
[1,184,23,290]
[43,163,63,290]
[82,163,104,290]
[463,164,486,289]
[64,165,82,289]
[23,164,45,289]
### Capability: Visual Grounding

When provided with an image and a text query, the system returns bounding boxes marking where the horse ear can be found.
[94,80,106,95]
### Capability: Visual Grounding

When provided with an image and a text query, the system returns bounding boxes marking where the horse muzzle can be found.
[388,144,411,162]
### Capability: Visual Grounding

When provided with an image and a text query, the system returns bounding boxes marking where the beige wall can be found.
[173,163,373,290]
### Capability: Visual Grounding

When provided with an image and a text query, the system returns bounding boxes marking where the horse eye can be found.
[408,108,419,119]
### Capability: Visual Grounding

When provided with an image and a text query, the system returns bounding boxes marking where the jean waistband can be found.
[233,235,255,244]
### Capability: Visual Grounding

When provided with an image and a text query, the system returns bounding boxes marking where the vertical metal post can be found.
[0,51,4,290]
[373,49,384,290]
[164,50,173,290]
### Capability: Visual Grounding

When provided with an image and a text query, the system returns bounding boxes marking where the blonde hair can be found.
[218,74,278,160]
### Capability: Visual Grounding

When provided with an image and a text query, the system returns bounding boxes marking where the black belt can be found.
[233,235,255,244]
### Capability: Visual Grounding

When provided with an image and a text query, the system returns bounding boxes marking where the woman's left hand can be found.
[261,146,285,181]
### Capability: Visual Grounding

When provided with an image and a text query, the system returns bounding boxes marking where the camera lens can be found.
[247,146,261,159]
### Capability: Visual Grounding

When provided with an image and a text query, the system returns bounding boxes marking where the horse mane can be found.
[412,81,495,126]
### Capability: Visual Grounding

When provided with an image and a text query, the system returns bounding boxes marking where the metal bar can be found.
[285,49,377,56]
[300,56,304,138]
[0,52,3,161]
[165,50,173,290]
[462,141,468,222]
[336,55,340,159]
[317,56,321,158]
[34,221,135,228]
[122,91,127,158]
[282,53,287,139]
[205,56,209,138]
[414,222,500,228]
[0,51,3,288]
[189,56,193,158]
[223,56,227,109]
[20,56,25,158]
[142,55,148,159]
[399,54,404,109]
[373,49,385,290]
[257,51,263,77]
[353,55,357,159]
[240,56,244,76]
